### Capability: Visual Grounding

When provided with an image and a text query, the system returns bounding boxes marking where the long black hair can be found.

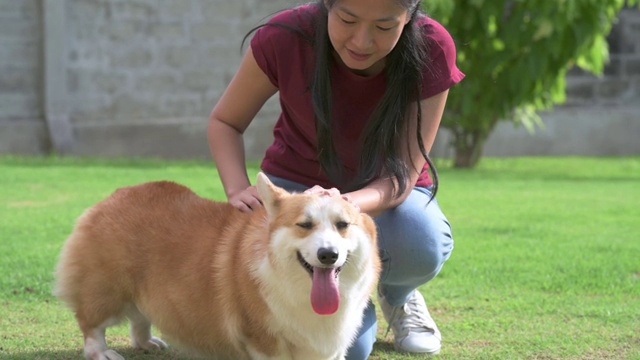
[243,0,438,200]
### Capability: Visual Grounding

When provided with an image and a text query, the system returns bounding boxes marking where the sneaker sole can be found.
[394,344,441,356]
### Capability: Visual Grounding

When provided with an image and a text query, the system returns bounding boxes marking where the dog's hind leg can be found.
[81,319,124,360]
[126,305,168,351]
[76,296,127,360]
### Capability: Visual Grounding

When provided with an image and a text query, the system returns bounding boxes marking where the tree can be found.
[425,0,638,168]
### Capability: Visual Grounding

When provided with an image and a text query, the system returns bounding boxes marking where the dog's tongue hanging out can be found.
[311,267,340,315]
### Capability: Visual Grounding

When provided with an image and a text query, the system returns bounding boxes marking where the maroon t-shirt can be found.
[251,4,465,190]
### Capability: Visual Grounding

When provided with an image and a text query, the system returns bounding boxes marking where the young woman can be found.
[208,0,464,358]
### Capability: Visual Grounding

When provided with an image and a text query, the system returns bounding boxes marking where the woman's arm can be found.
[208,47,278,211]
[345,89,450,217]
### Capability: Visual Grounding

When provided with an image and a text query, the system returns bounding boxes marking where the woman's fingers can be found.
[304,185,340,197]
[229,186,263,212]
[304,186,360,211]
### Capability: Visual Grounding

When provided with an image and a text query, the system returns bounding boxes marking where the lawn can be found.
[1,156,638,359]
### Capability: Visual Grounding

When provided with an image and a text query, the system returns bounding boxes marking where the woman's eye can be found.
[340,17,356,25]
[377,26,393,31]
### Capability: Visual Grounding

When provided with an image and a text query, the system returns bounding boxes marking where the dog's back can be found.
[55,181,262,358]
[55,175,380,360]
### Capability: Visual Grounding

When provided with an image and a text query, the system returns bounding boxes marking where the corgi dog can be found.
[54,173,380,360]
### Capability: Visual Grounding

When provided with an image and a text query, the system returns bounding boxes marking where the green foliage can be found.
[424,0,637,167]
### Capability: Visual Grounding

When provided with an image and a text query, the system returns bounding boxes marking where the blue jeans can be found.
[265,175,454,360]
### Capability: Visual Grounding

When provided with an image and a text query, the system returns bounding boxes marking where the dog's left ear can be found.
[256,172,288,216]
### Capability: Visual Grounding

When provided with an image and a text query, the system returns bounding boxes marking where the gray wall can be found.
[0,1,42,120]
[0,1,638,161]
[0,1,49,155]
[0,0,296,159]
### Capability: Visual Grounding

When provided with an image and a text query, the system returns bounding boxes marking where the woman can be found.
[208,0,464,358]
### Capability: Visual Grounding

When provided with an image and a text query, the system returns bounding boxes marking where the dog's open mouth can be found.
[297,251,343,315]
[297,251,342,278]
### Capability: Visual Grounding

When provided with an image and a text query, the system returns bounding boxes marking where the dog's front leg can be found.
[245,340,294,360]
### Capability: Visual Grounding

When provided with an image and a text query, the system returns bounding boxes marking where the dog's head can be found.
[256,172,380,316]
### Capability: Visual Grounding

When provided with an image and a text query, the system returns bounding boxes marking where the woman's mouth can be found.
[347,49,372,62]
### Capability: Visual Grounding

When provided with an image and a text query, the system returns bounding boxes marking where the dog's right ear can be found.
[256,172,288,217]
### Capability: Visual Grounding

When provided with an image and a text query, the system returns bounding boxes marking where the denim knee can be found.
[375,189,454,305]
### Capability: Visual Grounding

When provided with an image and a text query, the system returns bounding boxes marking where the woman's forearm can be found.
[346,177,413,217]
[208,118,251,199]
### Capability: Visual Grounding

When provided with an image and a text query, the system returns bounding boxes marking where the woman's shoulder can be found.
[416,15,466,98]
[250,4,319,87]
[417,16,457,53]
[257,3,320,41]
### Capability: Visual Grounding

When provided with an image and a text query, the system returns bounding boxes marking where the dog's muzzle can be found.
[297,251,343,277]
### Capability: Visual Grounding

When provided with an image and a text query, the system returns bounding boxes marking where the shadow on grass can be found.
[4,342,405,360]
[371,340,398,359]
[2,347,196,360]
[371,340,439,359]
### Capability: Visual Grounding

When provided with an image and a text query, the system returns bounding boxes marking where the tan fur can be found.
[54,173,380,360]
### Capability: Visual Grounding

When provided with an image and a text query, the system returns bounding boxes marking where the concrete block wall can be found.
[0,1,638,161]
[0,0,297,159]
[0,1,42,120]
[0,0,46,155]
[62,0,297,160]
[65,0,275,123]
[565,8,640,107]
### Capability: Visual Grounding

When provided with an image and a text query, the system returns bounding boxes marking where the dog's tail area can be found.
[53,210,93,311]
[53,207,131,307]
[53,207,133,335]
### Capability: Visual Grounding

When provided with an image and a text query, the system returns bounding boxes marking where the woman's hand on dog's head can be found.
[304,186,360,212]
[304,185,341,198]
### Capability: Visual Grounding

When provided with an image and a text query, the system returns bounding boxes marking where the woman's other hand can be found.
[229,186,263,213]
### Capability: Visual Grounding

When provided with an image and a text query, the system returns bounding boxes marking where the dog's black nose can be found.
[317,247,339,265]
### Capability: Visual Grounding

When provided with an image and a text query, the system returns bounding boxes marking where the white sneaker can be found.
[379,290,442,355]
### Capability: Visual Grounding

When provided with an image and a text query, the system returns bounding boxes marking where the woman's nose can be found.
[350,25,374,50]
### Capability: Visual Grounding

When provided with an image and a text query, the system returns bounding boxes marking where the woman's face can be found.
[326,0,411,76]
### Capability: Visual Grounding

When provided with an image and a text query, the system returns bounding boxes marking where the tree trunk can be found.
[451,129,490,168]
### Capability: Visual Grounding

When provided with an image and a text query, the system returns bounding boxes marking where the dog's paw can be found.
[134,336,168,351]
[85,347,124,360]
[148,336,168,349]
[96,349,125,360]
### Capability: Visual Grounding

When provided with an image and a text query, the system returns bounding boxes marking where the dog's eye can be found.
[335,221,349,230]
[296,221,314,229]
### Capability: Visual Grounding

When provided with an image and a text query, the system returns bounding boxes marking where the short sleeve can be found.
[420,18,465,99]
[251,23,281,87]
[250,7,317,89]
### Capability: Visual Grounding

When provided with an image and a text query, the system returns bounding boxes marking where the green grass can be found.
[1,156,639,359]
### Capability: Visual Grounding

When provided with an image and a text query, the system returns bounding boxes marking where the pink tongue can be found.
[310,267,340,315]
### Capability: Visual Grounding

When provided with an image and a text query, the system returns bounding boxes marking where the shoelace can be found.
[384,294,434,338]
